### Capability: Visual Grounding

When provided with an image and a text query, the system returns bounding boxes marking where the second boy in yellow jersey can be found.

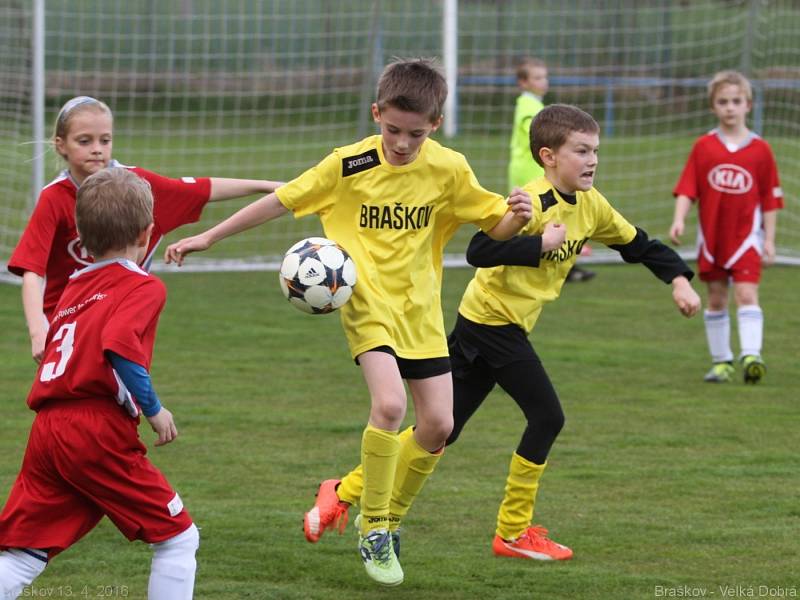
[305,104,700,564]
[165,58,531,587]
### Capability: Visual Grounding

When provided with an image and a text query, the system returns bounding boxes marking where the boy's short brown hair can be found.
[530,104,600,167]
[375,58,447,123]
[516,57,547,82]
[707,70,753,106]
[76,168,153,257]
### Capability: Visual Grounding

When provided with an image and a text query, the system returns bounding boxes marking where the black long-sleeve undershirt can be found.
[466,227,694,284]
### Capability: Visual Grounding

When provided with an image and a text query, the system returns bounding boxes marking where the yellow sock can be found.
[337,426,414,507]
[360,424,399,534]
[390,427,443,530]
[496,453,546,540]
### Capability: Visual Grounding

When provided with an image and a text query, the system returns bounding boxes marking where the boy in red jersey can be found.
[7,96,282,363]
[0,169,199,600]
[670,71,783,384]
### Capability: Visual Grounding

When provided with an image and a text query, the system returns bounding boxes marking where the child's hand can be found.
[146,407,178,446]
[541,222,566,253]
[164,233,211,266]
[763,240,776,267]
[507,187,532,223]
[669,220,684,245]
[671,276,701,318]
[30,327,47,364]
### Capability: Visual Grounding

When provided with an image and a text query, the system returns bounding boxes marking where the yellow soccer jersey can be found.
[459,177,636,332]
[276,135,508,359]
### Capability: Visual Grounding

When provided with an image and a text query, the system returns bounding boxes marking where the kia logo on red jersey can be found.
[67,237,93,266]
[707,164,753,194]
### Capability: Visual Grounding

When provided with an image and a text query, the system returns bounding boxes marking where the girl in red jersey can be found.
[8,96,282,363]
[670,71,783,384]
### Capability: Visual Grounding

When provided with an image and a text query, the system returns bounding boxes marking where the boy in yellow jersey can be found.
[509,57,595,283]
[164,58,531,586]
[305,104,701,563]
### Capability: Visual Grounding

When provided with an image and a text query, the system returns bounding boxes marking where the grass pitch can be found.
[0,264,797,599]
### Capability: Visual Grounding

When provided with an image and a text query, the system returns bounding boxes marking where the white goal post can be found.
[2,0,798,281]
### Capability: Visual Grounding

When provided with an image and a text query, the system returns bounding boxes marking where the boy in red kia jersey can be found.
[670,71,783,384]
[7,96,282,363]
[0,169,198,600]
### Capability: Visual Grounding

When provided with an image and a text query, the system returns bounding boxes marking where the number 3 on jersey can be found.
[40,322,77,382]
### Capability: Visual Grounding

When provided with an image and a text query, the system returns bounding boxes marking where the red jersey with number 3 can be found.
[7,161,209,319]
[673,130,783,268]
[27,259,165,413]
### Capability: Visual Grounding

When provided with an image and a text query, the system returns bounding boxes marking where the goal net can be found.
[2,0,798,278]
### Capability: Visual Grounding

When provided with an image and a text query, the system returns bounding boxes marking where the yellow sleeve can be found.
[452,156,508,232]
[589,191,637,245]
[275,151,340,218]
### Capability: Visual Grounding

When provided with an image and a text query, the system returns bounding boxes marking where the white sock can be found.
[148,524,199,600]
[0,549,48,600]
[737,304,764,358]
[704,309,733,363]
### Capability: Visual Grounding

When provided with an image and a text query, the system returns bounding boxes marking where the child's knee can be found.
[370,396,406,426]
[151,523,199,577]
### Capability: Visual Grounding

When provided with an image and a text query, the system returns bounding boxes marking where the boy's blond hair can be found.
[530,104,599,167]
[516,57,547,82]
[52,96,113,158]
[76,168,153,257]
[707,70,753,106]
[375,58,447,123]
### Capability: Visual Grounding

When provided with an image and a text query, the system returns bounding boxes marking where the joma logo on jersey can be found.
[708,164,753,194]
[541,238,589,263]
[342,149,381,177]
[359,203,434,230]
[347,156,373,169]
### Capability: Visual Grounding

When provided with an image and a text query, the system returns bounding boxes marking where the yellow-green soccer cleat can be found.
[741,355,766,384]
[357,524,403,586]
[703,362,735,383]
[354,513,400,558]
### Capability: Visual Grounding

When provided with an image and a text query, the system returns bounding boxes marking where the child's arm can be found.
[762,209,778,266]
[107,351,177,446]
[21,271,47,363]
[609,226,701,318]
[669,194,693,245]
[485,187,533,240]
[164,192,289,266]
[208,178,284,201]
[467,222,565,268]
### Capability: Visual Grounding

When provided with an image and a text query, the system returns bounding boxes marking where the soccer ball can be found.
[279,237,357,314]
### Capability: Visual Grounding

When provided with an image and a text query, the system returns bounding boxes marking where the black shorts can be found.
[356,345,451,380]
[448,313,539,378]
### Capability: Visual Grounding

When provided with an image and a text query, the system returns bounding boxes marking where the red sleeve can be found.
[7,188,62,277]
[135,167,212,234]
[759,142,784,212]
[101,277,166,369]
[673,141,699,201]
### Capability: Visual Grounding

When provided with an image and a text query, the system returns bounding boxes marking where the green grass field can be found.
[1,264,797,599]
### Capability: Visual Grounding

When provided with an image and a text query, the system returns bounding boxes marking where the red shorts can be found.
[0,398,192,557]
[698,246,762,284]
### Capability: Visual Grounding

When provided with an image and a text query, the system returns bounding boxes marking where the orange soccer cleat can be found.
[492,525,573,561]
[303,479,351,543]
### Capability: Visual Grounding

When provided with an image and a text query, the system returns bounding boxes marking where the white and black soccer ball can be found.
[279,237,357,314]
